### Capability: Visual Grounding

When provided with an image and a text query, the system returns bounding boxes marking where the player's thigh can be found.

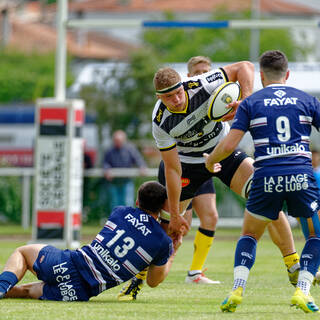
[230,157,254,196]
[192,193,218,229]
[19,244,47,274]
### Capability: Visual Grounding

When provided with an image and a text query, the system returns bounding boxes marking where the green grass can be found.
[0,225,318,319]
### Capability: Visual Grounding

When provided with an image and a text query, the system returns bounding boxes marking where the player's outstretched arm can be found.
[146,234,182,288]
[204,129,245,172]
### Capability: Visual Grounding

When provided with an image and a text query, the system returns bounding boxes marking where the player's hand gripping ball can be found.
[207,82,241,121]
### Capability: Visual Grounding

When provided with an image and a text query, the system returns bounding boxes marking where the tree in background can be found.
[143,9,313,62]
[0,50,73,102]
[79,48,159,142]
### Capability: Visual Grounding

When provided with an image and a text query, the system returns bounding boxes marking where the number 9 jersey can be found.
[70,206,173,298]
[232,84,320,178]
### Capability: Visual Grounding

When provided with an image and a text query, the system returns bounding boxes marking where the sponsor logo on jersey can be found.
[181,177,190,187]
[266,143,305,156]
[186,80,201,89]
[140,214,149,222]
[264,97,298,106]
[92,242,121,271]
[274,89,286,98]
[156,109,163,124]
[187,114,196,125]
[125,213,152,236]
[206,72,223,83]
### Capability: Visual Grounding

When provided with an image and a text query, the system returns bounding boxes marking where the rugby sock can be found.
[234,236,257,270]
[0,271,18,295]
[297,271,313,296]
[233,266,250,292]
[233,236,257,293]
[189,228,214,274]
[300,237,320,276]
[283,252,300,273]
[135,267,148,281]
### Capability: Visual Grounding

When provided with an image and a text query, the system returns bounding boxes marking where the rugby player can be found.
[0,181,181,301]
[204,50,320,313]
[118,58,300,301]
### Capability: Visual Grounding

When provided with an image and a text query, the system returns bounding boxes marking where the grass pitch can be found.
[0,225,318,320]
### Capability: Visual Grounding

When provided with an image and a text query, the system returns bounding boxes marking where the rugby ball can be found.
[207,82,241,121]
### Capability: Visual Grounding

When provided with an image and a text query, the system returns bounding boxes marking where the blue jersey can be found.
[232,84,320,178]
[70,206,173,297]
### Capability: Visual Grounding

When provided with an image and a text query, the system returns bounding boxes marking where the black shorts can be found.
[186,179,215,210]
[158,150,248,201]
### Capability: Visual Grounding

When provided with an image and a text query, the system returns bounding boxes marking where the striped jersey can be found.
[232,84,320,177]
[152,68,229,164]
[70,206,172,297]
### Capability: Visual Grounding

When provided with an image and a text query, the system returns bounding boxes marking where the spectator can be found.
[103,130,147,208]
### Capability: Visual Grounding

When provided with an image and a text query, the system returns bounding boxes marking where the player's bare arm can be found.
[204,129,245,172]
[161,147,190,235]
[147,233,182,287]
[222,61,254,121]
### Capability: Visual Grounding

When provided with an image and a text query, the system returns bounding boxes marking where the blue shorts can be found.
[246,173,320,221]
[158,149,248,201]
[33,245,90,301]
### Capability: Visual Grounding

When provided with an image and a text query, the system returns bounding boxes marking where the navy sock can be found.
[300,237,320,276]
[234,235,257,270]
[0,271,18,293]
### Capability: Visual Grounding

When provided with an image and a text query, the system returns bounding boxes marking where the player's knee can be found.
[200,209,218,229]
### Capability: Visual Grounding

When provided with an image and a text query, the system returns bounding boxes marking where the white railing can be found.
[0,167,158,229]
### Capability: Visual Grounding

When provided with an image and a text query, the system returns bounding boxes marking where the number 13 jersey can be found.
[70,206,173,297]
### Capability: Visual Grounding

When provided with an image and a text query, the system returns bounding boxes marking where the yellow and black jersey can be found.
[152,68,230,164]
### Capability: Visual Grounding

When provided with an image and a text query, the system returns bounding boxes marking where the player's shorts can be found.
[33,245,90,301]
[158,149,248,201]
[186,179,215,210]
[246,172,320,221]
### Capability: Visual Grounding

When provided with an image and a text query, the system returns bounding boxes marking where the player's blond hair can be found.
[187,56,212,73]
[153,67,181,92]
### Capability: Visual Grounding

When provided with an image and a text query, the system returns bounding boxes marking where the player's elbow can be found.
[146,266,167,288]
[241,61,254,72]
[146,278,162,288]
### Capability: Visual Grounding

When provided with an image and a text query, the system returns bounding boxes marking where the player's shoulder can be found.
[182,68,226,89]
[152,100,167,125]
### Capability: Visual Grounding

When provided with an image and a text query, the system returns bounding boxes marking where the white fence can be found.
[0,167,302,229]
[0,167,158,229]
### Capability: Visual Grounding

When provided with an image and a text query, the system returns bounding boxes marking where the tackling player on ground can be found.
[0,181,181,301]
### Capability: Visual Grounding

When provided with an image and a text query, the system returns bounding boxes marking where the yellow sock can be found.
[189,228,214,272]
[136,267,148,281]
[284,252,300,271]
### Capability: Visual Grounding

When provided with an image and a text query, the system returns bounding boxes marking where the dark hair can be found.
[138,181,167,213]
[259,50,288,79]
